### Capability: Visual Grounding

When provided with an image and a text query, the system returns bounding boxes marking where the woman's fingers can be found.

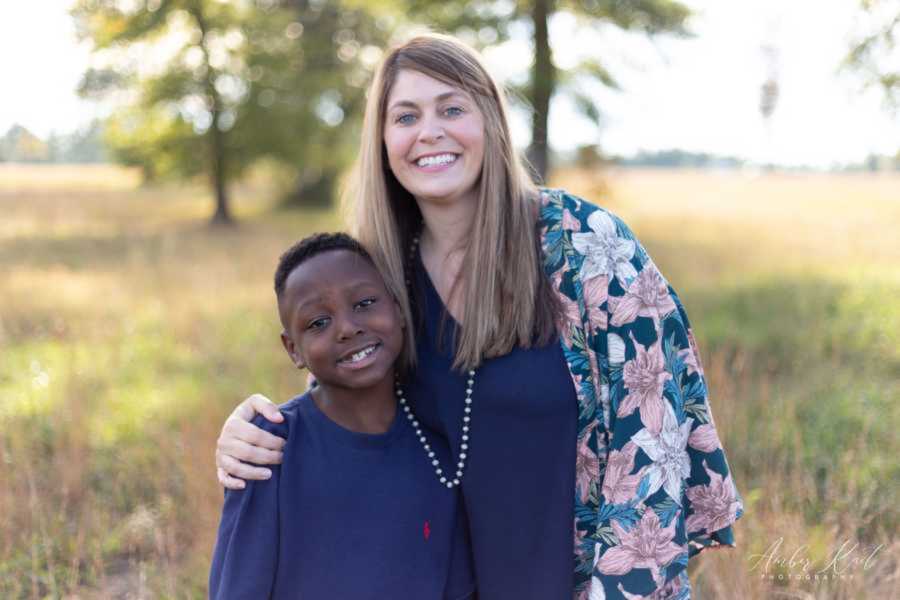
[220,437,283,466]
[235,393,284,424]
[215,394,286,487]
[221,412,286,452]
[218,467,247,490]
[216,453,273,482]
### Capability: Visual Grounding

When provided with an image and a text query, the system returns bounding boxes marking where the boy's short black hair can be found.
[274,232,375,300]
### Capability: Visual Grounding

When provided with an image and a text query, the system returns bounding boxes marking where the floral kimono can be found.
[538,188,744,600]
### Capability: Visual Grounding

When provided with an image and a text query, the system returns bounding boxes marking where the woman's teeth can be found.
[416,153,457,167]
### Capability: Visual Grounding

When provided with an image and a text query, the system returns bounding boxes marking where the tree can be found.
[844,0,899,113]
[244,0,391,208]
[61,120,109,163]
[0,124,49,162]
[73,0,389,223]
[73,0,262,224]
[405,0,692,181]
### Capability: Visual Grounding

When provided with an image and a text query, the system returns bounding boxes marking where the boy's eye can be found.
[307,317,330,330]
[355,297,377,309]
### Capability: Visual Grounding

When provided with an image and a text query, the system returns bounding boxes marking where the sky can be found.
[1,0,897,168]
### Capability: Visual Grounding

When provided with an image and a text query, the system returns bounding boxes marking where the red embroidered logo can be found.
[423,520,431,540]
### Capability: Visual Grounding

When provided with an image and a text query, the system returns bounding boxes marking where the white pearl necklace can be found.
[400,233,476,489]
[396,373,474,489]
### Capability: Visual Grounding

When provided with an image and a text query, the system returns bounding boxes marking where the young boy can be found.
[209,233,475,599]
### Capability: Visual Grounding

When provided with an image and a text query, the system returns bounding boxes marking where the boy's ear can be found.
[280,331,306,369]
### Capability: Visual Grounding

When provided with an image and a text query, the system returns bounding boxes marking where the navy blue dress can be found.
[405,252,578,599]
[209,392,476,599]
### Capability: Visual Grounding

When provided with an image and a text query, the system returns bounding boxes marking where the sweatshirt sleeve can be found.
[209,419,284,599]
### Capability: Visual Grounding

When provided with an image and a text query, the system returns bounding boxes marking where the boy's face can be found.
[279,250,403,391]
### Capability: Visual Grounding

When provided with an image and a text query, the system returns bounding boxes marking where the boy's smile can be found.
[336,341,382,368]
[279,250,403,394]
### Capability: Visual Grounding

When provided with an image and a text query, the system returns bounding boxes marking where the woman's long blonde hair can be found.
[346,32,559,371]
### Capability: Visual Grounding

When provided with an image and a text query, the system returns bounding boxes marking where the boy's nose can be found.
[335,315,364,341]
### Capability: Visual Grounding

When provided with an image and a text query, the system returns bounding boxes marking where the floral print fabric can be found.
[538,188,744,599]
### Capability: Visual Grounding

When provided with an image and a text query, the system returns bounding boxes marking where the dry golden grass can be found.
[1,164,897,599]
[554,167,900,285]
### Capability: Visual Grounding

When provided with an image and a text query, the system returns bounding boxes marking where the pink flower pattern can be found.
[596,509,683,585]
[687,424,720,453]
[553,266,582,348]
[576,424,601,502]
[563,208,582,232]
[583,274,609,333]
[619,333,672,434]
[608,266,677,328]
[601,441,644,504]
[685,461,742,535]
[539,189,743,598]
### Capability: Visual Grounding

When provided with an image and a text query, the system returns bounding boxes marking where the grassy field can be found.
[1,164,897,598]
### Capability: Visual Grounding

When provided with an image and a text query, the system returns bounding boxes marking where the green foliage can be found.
[844,0,900,113]
[231,1,390,205]
[567,0,691,34]
[71,0,392,216]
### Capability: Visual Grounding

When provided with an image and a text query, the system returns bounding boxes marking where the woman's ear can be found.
[281,331,306,369]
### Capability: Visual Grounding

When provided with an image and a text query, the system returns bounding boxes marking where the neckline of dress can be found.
[415,242,463,330]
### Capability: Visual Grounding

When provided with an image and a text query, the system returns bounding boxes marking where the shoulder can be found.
[538,187,649,275]
[248,392,310,440]
[537,187,636,236]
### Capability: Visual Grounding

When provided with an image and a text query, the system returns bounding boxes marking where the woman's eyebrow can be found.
[388,91,464,112]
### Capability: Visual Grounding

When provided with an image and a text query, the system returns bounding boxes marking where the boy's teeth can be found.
[417,153,456,167]
[346,344,376,363]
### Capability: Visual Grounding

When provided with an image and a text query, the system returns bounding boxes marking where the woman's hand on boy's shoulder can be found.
[216,393,287,490]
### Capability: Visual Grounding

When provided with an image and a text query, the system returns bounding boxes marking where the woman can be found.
[215,33,743,599]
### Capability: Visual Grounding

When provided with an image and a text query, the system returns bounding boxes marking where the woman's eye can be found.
[396,113,416,124]
[356,298,377,309]
[307,317,329,330]
[444,106,464,117]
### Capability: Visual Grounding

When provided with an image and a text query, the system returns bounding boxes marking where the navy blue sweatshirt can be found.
[209,391,475,599]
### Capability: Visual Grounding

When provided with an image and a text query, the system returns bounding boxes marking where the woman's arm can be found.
[216,394,286,489]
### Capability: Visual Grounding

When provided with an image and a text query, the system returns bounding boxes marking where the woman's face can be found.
[382,69,485,209]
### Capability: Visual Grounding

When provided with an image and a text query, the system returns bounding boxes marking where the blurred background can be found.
[1,0,897,598]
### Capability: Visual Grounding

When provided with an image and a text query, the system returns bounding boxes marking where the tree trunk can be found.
[210,119,231,225]
[281,169,336,209]
[527,0,555,183]
[190,0,233,225]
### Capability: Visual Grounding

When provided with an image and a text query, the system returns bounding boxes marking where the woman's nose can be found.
[417,115,445,143]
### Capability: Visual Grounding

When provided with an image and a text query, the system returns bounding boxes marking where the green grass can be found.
[1,165,898,598]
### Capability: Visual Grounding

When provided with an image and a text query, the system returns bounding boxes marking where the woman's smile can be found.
[413,152,460,171]
[383,69,485,207]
